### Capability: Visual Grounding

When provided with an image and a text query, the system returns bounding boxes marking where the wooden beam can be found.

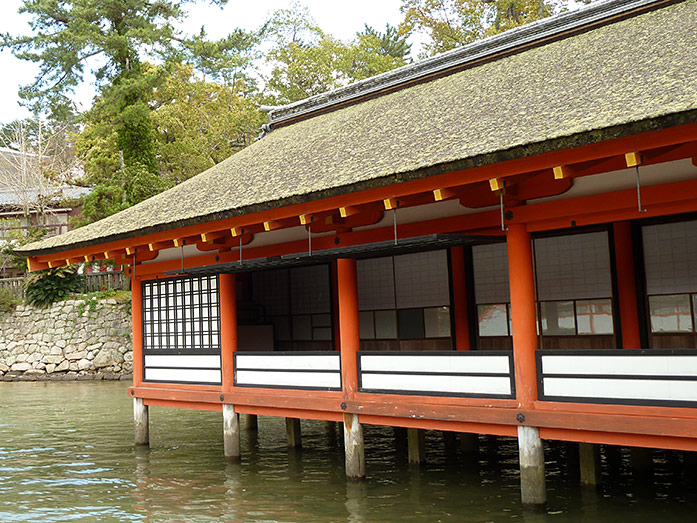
[31,126,697,269]
[201,231,229,244]
[148,240,172,252]
[339,206,360,218]
[263,220,281,232]
[433,188,458,201]
[513,177,697,227]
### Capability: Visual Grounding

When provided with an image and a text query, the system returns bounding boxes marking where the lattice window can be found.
[142,275,220,354]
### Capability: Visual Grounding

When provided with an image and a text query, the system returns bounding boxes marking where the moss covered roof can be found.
[21,0,697,256]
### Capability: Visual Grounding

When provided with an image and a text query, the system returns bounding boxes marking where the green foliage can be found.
[264,4,410,104]
[0,288,21,312]
[0,225,47,274]
[151,64,265,183]
[399,0,568,56]
[183,28,260,87]
[24,266,83,307]
[2,0,228,111]
[117,102,159,174]
[358,24,411,60]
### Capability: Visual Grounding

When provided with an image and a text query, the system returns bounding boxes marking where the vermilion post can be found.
[337,258,360,399]
[219,273,238,392]
[450,246,471,350]
[507,224,546,506]
[506,224,538,408]
[131,276,143,387]
[613,221,642,349]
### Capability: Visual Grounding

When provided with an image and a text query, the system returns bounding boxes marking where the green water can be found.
[0,382,696,522]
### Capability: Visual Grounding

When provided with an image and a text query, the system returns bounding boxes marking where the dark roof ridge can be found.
[263,0,674,129]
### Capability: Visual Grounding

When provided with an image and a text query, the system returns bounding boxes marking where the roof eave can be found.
[19,108,697,258]
[265,0,675,128]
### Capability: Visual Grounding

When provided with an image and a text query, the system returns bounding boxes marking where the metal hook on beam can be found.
[635,165,647,213]
[500,183,509,231]
[238,228,245,265]
[393,200,400,245]
[308,216,314,256]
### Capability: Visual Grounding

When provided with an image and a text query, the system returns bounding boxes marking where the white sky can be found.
[0,0,405,124]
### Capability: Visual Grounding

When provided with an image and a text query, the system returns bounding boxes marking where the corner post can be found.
[613,221,642,349]
[220,273,240,461]
[506,224,546,507]
[131,277,148,446]
[450,246,471,350]
[337,258,365,479]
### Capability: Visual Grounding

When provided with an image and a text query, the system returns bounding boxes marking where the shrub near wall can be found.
[0,297,133,381]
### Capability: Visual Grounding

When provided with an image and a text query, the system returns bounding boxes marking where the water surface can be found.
[1,381,696,521]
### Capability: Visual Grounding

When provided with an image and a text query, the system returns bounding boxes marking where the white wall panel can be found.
[360,373,511,395]
[236,354,340,371]
[236,370,341,389]
[360,354,510,374]
[144,368,221,383]
[144,355,220,369]
[541,355,697,376]
[543,377,697,403]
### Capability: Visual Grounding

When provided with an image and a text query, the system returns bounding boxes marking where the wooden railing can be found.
[0,277,24,298]
[0,223,69,239]
[537,349,697,407]
[84,270,130,292]
[357,351,515,398]
[234,352,342,391]
[0,270,130,300]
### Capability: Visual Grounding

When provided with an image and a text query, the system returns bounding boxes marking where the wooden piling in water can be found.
[579,443,601,486]
[244,414,258,431]
[343,413,365,479]
[408,428,425,465]
[460,433,479,454]
[518,426,546,507]
[133,397,149,446]
[223,404,241,461]
[286,418,302,448]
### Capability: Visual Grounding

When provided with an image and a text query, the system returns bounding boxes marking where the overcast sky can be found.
[0,0,405,124]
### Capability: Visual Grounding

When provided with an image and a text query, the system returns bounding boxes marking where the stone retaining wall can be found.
[0,298,133,381]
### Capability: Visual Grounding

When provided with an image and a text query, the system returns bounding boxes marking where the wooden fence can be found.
[83,270,131,292]
[0,270,130,299]
[0,277,24,298]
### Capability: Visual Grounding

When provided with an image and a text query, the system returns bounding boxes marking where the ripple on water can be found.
[1,381,697,521]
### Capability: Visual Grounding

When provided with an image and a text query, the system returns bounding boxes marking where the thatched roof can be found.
[20,0,697,256]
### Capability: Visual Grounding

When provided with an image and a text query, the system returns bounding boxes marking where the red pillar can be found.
[131,277,143,387]
[219,273,238,392]
[450,246,471,350]
[613,221,642,349]
[337,258,360,398]
[506,225,538,408]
